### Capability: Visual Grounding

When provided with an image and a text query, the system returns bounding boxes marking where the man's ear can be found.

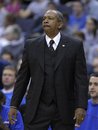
[58,22,64,30]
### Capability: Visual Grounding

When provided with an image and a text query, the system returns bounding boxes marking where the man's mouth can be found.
[43,25,50,28]
[89,91,95,93]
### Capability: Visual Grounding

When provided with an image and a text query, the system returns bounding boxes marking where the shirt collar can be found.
[2,88,14,94]
[45,32,61,47]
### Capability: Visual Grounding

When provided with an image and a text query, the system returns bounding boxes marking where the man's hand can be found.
[74,108,86,127]
[8,107,17,125]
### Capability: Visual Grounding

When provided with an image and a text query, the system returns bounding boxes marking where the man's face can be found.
[42,10,62,34]
[73,2,83,15]
[1,53,12,62]
[5,33,14,41]
[2,69,16,89]
[92,57,98,73]
[89,76,98,98]
[86,19,95,32]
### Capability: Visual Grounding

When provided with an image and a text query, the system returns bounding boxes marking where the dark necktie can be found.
[49,40,55,51]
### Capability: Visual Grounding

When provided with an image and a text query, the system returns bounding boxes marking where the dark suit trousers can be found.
[24,101,74,130]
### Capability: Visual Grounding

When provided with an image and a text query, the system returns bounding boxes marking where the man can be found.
[0,91,24,130]
[1,51,14,64]
[75,73,98,130]
[1,65,26,106]
[8,10,88,130]
[83,0,98,20]
[69,1,87,31]
[0,58,10,89]
[19,0,48,18]
[1,24,24,63]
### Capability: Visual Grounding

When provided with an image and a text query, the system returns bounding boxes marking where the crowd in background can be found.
[0,0,98,129]
[0,0,98,78]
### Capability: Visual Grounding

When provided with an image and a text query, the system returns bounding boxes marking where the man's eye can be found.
[89,82,92,86]
[43,18,45,20]
[94,83,98,86]
[48,17,54,20]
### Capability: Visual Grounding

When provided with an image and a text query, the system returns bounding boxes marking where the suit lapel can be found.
[55,34,69,71]
[36,34,70,71]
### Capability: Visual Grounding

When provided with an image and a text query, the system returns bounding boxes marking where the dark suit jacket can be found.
[11,33,88,124]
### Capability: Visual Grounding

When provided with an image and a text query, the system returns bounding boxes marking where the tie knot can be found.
[49,40,54,47]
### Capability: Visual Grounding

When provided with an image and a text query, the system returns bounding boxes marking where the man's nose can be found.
[90,84,94,89]
[5,76,9,79]
[44,18,48,23]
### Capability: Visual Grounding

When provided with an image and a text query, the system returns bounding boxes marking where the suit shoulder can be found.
[64,34,83,47]
[25,35,42,47]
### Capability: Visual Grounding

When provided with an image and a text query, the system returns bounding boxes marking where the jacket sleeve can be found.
[10,42,30,108]
[75,41,88,109]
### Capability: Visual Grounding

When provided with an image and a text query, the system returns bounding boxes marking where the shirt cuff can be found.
[10,106,17,109]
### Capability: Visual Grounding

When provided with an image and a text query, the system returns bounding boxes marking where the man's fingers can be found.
[74,108,86,128]
[76,116,82,125]
[8,107,17,125]
[8,113,17,125]
[9,117,16,125]
[75,113,84,127]
[73,115,76,120]
[75,123,80,127]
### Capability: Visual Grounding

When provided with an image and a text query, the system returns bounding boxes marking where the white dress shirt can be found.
[45,32,61,50]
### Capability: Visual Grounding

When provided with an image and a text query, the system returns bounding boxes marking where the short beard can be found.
[3,84,14,90]
[91,95,98,104]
